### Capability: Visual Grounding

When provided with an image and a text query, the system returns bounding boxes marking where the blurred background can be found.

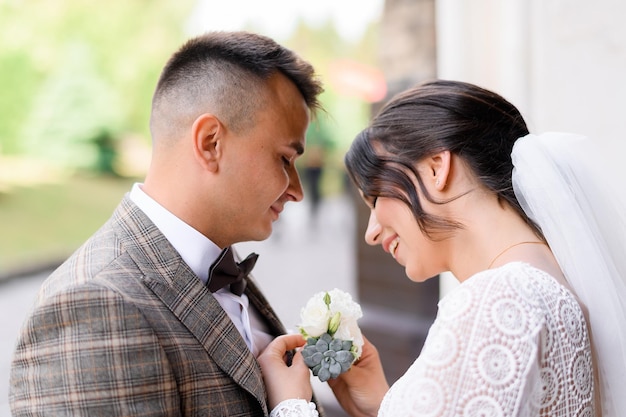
[2,0,625,415]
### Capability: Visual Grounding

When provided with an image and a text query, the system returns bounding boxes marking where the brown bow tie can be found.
[207,247,258,296]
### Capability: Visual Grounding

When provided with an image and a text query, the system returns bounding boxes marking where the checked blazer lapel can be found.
[116,197,268,413]
[144,268,268,413]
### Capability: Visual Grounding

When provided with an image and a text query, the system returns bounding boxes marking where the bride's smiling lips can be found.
[383,235,400,257]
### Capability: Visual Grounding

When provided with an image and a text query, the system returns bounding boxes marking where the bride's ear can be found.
[428,150,451,191]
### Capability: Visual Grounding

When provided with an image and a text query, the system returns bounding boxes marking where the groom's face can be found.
[217,73,309,244]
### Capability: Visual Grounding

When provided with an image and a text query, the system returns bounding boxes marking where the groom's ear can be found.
[191,113,222,173]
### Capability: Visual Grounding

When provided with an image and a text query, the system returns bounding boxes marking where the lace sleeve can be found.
[270,399,319,417]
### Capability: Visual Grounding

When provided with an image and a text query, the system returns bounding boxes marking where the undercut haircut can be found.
[150,31,323,143]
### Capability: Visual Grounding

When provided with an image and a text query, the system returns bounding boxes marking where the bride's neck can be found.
[447,195,552,280]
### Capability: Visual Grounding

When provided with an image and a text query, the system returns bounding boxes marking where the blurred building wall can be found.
[437,0,626,146]
[436,0,626,293]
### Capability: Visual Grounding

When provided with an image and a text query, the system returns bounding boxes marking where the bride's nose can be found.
[364,211,382,246]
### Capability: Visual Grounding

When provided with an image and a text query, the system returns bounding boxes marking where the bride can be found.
[258,80,626,417]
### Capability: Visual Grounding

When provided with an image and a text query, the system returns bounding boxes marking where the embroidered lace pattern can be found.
[378,262,595,417]
[270,399,319,417]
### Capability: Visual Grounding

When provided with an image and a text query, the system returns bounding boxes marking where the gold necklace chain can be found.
[488,241,546,269]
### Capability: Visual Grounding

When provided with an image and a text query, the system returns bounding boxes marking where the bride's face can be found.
[363,194,444,282]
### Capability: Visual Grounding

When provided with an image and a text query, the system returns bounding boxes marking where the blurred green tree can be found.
[0,0,193,172]
[20,42,122,171]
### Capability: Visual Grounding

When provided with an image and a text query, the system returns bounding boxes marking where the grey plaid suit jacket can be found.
[10,195,306,416]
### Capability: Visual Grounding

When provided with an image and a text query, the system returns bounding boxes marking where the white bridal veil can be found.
[512,132,626,416]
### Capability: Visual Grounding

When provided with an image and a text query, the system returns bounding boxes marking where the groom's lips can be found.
[270,203,284,220]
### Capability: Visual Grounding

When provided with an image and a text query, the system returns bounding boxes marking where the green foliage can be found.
[0,0,194,170]
[20,41,122,170]
[0,51,42,153]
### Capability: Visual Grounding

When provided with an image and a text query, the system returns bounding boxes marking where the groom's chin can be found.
[253,227,273,242]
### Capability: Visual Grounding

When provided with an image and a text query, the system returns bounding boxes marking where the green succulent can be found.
[301,333,357,382]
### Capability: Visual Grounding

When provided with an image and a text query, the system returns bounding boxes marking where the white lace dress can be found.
[271,262,595,417]
[378,262,595,417]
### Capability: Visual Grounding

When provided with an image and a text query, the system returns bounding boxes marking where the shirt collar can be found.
[129,183,221,283]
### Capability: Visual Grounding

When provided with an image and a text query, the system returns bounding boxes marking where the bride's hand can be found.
[258,334,312,410]
[327,335,389,417]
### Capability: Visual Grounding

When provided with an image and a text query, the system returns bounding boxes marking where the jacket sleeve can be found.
[9,283,181,416]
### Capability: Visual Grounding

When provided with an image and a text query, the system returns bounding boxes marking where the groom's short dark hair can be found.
[150,31,323,141]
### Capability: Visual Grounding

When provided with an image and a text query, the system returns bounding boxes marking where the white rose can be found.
[299,291,332,338]
[333,319,364,358]
[324,289,364,357]
[327,288,363,321]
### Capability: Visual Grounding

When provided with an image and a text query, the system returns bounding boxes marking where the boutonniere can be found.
[297,288,363,382]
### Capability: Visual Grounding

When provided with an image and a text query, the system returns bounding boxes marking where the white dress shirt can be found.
[129,183,273,356]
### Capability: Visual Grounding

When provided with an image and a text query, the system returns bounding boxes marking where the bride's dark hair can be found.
[344,79,540,238]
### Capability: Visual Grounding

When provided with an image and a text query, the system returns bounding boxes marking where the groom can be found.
[10,31,324,416]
